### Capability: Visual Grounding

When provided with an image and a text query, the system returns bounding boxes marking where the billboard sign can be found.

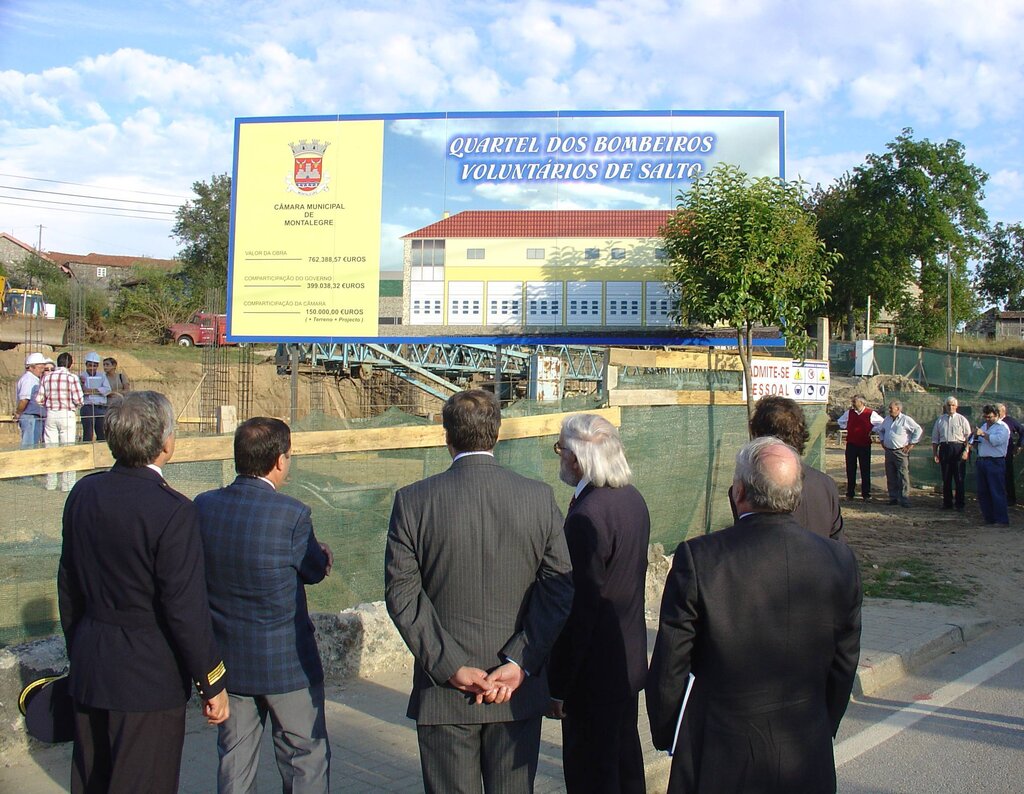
[228,110,785,345]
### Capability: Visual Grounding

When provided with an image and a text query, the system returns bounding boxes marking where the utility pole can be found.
[946,249,953,352]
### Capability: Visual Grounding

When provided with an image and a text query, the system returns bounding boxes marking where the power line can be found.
[0,172,191,200]
[0,184,181,207]
[0,198,177,222]
[0,192,176,217]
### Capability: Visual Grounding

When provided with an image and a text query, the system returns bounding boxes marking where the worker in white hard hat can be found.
[79,351,111,442]
[14,353,48,448]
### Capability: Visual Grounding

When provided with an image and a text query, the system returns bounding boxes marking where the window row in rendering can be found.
[407,280,674,326]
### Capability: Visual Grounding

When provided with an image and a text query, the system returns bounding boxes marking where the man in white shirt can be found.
[14,352,47,448]
[877,400,923,507]
[930,396,971,511]
[79,351,111,442]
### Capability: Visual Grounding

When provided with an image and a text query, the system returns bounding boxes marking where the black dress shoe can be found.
[888,499,898,505]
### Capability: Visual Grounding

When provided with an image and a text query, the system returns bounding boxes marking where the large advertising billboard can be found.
[228,110,785,344]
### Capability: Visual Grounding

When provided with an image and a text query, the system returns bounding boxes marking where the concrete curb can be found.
[853,617,995,697]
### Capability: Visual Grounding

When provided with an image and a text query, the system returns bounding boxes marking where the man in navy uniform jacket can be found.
[58,391,229,794]
[197,417,334,793]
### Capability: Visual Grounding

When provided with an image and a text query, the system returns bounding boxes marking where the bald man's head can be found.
[732,436,803,514]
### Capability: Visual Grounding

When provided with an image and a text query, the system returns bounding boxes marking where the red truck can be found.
[167,312,236,347]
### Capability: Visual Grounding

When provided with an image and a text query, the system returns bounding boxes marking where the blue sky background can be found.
[2,0,1023,262]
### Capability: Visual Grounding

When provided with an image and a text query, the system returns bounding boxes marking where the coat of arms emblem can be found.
[286,139,330,194]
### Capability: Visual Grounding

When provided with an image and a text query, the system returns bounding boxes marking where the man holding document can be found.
[647,437,862,793]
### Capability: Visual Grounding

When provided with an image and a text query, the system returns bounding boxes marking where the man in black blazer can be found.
[385,389,574,793]
[58,391,229,794]
[648,437,861,794]
[729,395,844,541]
[548,413,650,794]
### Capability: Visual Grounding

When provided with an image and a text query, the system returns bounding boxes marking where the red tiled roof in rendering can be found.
[46,251,178,270]
[403,210,675,239]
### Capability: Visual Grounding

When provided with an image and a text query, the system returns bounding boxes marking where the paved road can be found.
[837,624,1024,793]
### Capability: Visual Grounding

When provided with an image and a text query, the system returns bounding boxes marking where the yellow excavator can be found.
[0,277,68,349]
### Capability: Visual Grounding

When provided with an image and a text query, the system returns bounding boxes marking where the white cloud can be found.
[5,0,1024,256]
[788,150,867,190]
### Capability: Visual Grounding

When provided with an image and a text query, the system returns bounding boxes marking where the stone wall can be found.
[0,547,673,757]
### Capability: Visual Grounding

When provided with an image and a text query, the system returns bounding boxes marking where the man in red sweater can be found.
[837,394,884,500]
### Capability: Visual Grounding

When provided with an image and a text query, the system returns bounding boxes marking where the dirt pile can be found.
[828,374,928,418]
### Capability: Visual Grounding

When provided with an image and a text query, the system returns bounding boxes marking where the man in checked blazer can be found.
[196,417,334,793]
[385,389,574,794]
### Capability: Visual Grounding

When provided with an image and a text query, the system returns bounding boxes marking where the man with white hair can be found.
[549,413,650,794]
[13,352,47,448]
[648,437,862,794]
[931,396,971,511]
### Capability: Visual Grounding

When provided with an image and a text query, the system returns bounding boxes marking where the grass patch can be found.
[861,557,975,605]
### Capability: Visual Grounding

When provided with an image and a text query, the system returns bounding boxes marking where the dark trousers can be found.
[417,718,542,794]
[562,694,645,794]
[1005,451,1017,505]
[80,404,106,442]
[845,443,872,497]
[977,457,1010,524]
[72,701,185,794]
[938,443,967,508]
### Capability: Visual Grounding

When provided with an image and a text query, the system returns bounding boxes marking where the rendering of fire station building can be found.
[400,209,675,329]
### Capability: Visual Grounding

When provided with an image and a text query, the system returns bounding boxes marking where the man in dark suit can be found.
[385,389,574,794]
[997,403,1023,505]
[729,395,844,541]
[196,417,334,793]
[58,391,229,794]
[648,437,862,794]
[548,413,650,794]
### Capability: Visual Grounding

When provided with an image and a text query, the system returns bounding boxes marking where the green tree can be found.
[810,129,988,344]
[977,222,1024,310]
[172,173,231,292]
[809,175,913,339]
[113,266,199,342]
[663,164,836,418]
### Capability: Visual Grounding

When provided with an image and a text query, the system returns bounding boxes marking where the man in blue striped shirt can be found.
[974,405,1011,525]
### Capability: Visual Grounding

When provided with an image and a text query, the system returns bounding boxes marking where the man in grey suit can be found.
[385,389,574,794]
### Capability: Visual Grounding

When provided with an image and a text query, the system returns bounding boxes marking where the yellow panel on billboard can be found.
[230,119,383,338]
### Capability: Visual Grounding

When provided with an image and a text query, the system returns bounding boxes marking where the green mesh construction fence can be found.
[0,399,831,648]
[829,342,1024,495]
[830,341,1024,397]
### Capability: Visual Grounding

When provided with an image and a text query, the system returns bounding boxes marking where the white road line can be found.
[835,640,1024,766]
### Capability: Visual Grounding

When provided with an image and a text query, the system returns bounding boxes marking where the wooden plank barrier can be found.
[607,347,744,371]
[0,407,622,480]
